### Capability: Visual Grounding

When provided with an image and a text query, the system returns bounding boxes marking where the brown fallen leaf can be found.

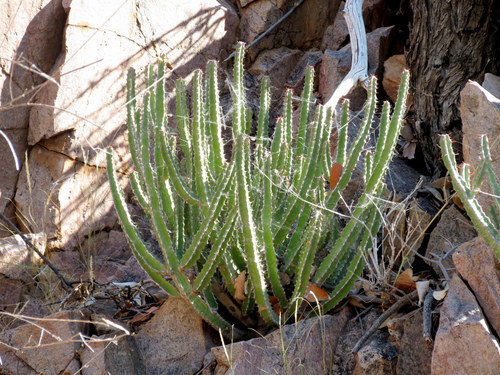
[128,306,159,324]
[305,282,329,302]
[394,269,416,293]
[234,271,246,301]
[330,163,343,189]
[269,296,284,315]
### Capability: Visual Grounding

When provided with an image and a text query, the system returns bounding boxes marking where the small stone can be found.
[382,54,413,107]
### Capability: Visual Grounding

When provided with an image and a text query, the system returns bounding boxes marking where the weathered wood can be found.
[407,0,500,174]
[325,0,369,111]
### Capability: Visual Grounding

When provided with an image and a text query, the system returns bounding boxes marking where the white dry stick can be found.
[324,0,369,111]
[0,129,20,171]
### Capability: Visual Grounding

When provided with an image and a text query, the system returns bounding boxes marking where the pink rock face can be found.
[453,236,500,337]
[460,81,500,211]
[15,145,128,249]
[431,274,500,375]
[0,0,66,215]
[14,0,237,250]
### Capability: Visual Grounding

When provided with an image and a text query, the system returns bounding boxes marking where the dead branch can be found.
[324,0,369,111]
[352,290,418,353]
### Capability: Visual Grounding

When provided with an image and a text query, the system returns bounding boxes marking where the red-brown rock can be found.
[208,308,351,375]
[382,54,413,107]
[460,81,500,211]
[453,236,500,336]
[431,274,500,375]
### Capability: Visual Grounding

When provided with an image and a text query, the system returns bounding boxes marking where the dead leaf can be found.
[394,269,416,293]
[401,123,415,141]
[329,163,343,189]
[416,280,430,305]
[452,194,465,210]
[433,285,449,301]
[402,141,417,159]
[234,271,246,301]
[305,282,329,302]
[269,296,284,315]
[428,176,453,190]
[128,306,158,324]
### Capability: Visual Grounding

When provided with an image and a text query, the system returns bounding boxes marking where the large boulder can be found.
[424,205,476,279]
[79,297,215,375]
[453,236,500,336]
[431,274,500,375]
[460,80,500,211]
[0,0,66,230]
[206,308,351,375]
[15,0,238,250]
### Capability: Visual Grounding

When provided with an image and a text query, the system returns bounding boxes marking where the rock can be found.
[382,54,412,107]
[19,0,237,251]
[424,205,477,279]
[460,81,500,211]
[0,233,47,317]
[331,310,387,375]
[353,336,398,375]
[0,345,37,375]
[0,0,66,217]
[286,0,341,49]
[29,0,237,167]
[320,26,397,110]
[453,236,500,336]
[482,72,500,98]
[387,310,433,375]
[321,3,349,51]
[431,274,500,375]
[240,0,341,60]
[238,0,257,7]
[78,340,107,375]
[362,0,391,32]
[249,47,304,96]
[383,198,431,268]
[0,233,45,281]
[209,308,350,375]
[80,297,215,374]
[285,51,323,94]
[15,145,128,249]
[239,0,288,60]
[0,310,88,375]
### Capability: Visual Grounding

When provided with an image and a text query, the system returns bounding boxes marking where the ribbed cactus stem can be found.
[206,61,225,176]
[440,134,500,260]
[236,134,277,324]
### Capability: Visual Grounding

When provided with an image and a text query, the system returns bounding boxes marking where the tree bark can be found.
[407,0,500,174]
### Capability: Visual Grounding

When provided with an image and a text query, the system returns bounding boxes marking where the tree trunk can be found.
[407,0,500,175]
